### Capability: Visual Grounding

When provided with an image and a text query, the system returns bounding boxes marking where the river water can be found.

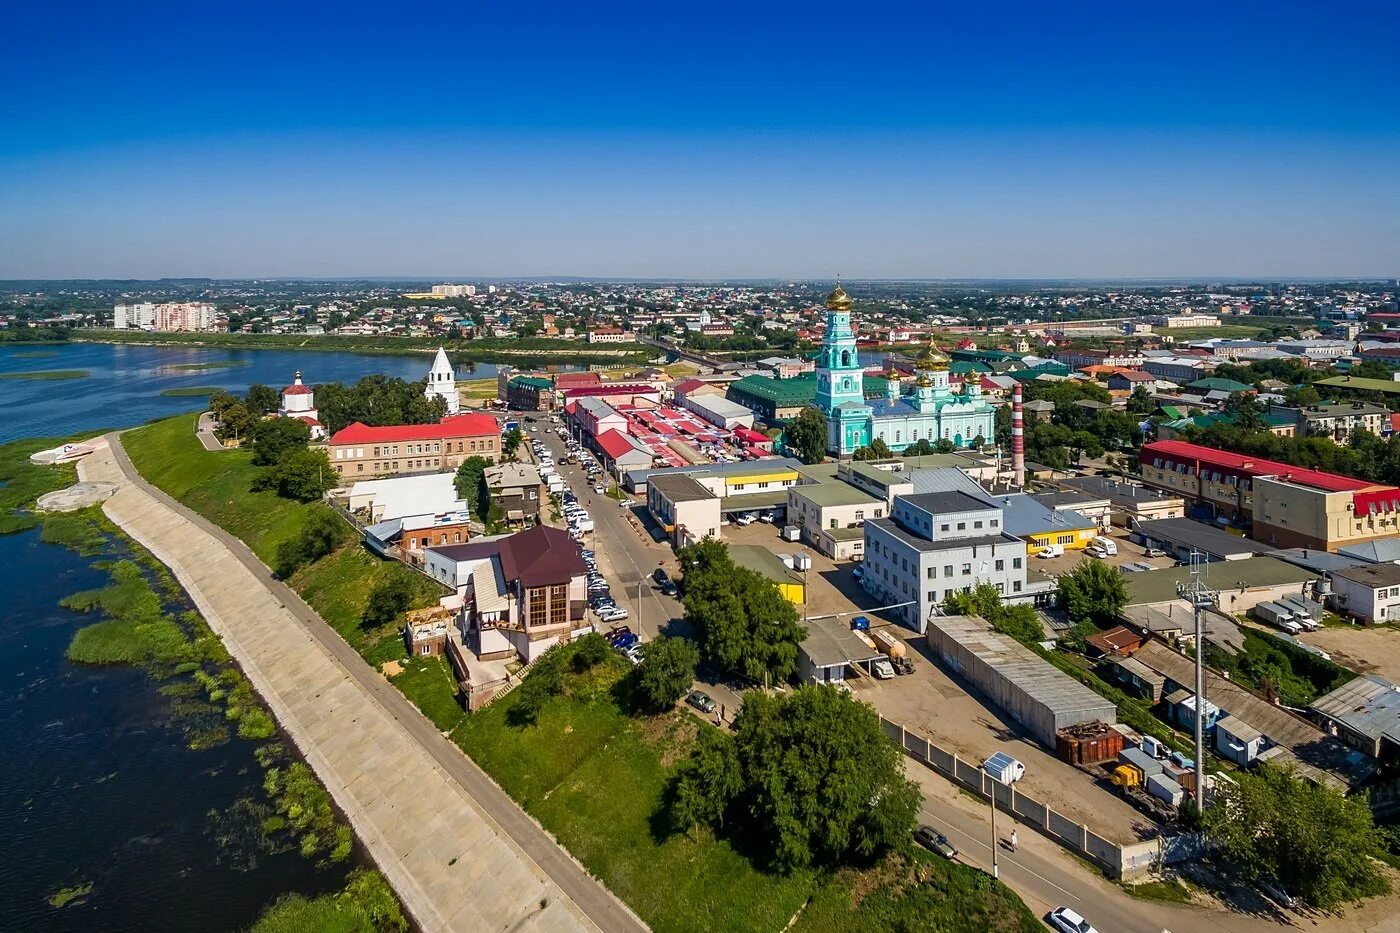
[0,341,514,929]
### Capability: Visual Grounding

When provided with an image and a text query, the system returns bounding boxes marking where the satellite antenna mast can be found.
[1175,548,1217,812]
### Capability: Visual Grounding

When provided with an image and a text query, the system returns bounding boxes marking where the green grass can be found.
[0,369,89,380]
[41,510,108,555]
[390,656,465,732]
[124,412,446,654]
[0,435,82,533]
[160,385,222,397]
[452,648,1037,933]
[1123,877,1194,904]
[63,560,199,666]
[125,413,307,564]
[47,882,94,909]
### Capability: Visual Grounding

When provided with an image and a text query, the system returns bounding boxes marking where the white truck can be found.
[1253,601,1302,635]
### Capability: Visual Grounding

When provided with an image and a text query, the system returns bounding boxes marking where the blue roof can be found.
[867,398,919,417]
[994,492,1097,536]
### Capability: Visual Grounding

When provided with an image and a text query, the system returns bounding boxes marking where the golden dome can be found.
[826,279,853,312]
[916,372,934,388]
[915,339,948,372]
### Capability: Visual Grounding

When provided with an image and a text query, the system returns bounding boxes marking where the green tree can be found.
[1204,764,1389,909]
[634,636,700,712]
[670,727,743,834]
[1057,557,1128,629]
[852,438,894,461]
[453,456,491,517]
[679,540,806,683]
[362,571,416,630]
[208,388,240,419]
[786,406,828,465]
[245,383,280,415]
[502,427,524,461]
[1127,385,1155,415]
[731,687,920,871]
[274,505,346,578]
[934,438,955,453]
[250,416,312,466]
[570,632,611,672]
[215,401,257,444]
[944,583,1044,645]
[1223,392,1268,433]
[263,448,337,502]
[902,438,936,457]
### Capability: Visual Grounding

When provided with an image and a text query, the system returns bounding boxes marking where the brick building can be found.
[327,413,501,479]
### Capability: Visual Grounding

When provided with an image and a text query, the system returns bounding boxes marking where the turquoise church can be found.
[816,283,996,457]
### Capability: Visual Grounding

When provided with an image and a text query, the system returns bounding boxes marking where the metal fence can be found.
[881,716,1202,879]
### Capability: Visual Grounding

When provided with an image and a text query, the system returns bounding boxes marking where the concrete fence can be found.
[881,716,1202,879]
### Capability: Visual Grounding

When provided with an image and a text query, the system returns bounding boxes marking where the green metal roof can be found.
[727,373,890,407]
[1123,556,1313,606]
[729,544,804,587]
[509,375,554,389]
[1316,375,1400,395]
[1185,377,1254,393]
[789,481,883,508]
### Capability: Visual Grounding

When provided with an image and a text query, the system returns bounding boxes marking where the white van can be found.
[1091,536,1117,556]
[1037,544,1064,559]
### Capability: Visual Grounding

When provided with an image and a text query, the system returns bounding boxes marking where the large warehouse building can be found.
[925,614,1117,748]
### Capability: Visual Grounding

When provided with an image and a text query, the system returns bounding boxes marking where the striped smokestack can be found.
[1012,381,1025,488]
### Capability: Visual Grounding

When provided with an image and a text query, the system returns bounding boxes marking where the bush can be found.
[634,636,700,712]
[571,632,611,672]
[250,417,311,466]
[275,506,347,578]
[361,572,416,630]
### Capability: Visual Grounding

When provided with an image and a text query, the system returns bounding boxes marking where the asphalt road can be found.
[107,431,648,933]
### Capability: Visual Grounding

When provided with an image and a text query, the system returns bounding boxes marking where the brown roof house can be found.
[435,524,590,666]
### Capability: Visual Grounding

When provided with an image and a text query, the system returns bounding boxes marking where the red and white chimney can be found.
[1012,382,1025,488]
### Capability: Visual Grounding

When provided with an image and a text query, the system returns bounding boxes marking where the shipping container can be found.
[1147,773,1184,808]
[1055,721,1125,765]
[1118,747,1165,782]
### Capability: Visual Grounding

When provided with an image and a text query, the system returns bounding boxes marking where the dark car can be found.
[686,691,717,714]
[653,568,670,585]
[612,632,639,650]
[659,580,678,597]
[913,825,957,859]
[605,626,632,644]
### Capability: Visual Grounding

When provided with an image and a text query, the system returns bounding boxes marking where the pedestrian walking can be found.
[1010,829,1018,852]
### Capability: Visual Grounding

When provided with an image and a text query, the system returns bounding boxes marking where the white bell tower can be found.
[425,347,460,414]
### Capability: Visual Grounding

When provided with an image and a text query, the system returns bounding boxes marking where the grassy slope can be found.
[123,413,443,666]
[453,656,1039,933]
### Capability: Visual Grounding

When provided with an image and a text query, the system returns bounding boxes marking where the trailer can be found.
[1251,601,1296,628]
[871,629,907,660]
[1056,721,1125,766]
[1147,773,1185,809]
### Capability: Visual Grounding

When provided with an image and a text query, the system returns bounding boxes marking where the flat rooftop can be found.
[790,481,883,509]
[1123,555,1314,606]
[648,473,714,503]
[1134,517,1275,559]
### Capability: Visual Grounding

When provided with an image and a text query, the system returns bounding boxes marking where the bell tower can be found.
[814,281,865,413]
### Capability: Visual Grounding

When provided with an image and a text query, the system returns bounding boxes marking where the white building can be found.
[277,371,325,440]
[432,284,476,297]
[1146,313,1221,329]
[1331,563,1400,624]
[425,346,460,414]
[153,302,218,332]
[345,472,467,523]
[113,302,156,329]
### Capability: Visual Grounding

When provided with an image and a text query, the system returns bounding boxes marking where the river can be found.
[0,340,512,929]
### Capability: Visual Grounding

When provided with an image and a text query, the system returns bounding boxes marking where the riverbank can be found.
[0,435,404,931]
[72,328,653,365]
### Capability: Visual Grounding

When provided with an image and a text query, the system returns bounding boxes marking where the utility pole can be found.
[1176,548,1217,810]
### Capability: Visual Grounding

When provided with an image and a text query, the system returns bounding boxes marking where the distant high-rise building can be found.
[431,284,476,298]
[113,302,156,329]
[153,302,218,332]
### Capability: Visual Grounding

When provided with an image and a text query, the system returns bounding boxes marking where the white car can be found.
[734,513,756,526]
[1047,907,1098,933]
[598,607,629,623]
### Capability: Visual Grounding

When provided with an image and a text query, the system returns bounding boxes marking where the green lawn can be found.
[122,413,446,661]
[390,656,465,732]
[0,436,81,532]
[125,413,306,564]
[453,651,1038,933]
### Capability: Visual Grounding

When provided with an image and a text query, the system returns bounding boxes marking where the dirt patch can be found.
[379,660,404,678]
[636,711,700,768]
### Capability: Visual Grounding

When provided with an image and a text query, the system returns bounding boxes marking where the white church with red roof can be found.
[278,371,327,440]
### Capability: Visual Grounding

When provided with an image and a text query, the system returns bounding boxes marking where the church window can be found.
[841,350,851,367]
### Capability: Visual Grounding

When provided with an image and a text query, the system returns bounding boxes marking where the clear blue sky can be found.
[2,1,1396,280]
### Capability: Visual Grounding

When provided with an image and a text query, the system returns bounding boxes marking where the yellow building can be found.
[1000,492,1099,554]
[729,545,805,605]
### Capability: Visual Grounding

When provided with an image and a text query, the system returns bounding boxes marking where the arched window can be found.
[842,378,851,391]
[841,350,851,367]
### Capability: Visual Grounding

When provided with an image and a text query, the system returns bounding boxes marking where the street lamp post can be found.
[1176,548,1216,810]
[982,754,1024,880]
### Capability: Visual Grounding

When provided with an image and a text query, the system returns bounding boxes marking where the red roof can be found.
[1112,370,1155,382]
[1141,440,1377,493]
[563,384,656,399]
[673,378,709,395]
[282,384,313,395]
[553,372,602,390]
[596,428,645,460]
[329,413,499,446]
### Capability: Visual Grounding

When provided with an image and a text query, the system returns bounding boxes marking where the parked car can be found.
[612,632,639,650]
[653,568,670,585]
[1257,877,1296,910]
[1047,907,1098,933]
[598,606,629,623]
[852,564,864,579]
[734,512,757,526]
[624,646,644,666]
[658,580,678,597]
[759,510,775,523]
[605,626,631,643]
[850,615,871,631]
[913,825,957,859]
[1144,547,1167,558]
[686,691,717,714]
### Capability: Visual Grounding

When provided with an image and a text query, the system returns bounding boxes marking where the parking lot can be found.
[1024,529,1178,579]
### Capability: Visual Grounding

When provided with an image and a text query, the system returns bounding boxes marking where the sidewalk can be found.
[83,435,648,933]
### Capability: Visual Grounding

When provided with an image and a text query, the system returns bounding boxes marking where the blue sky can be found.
[2,1,1397,279]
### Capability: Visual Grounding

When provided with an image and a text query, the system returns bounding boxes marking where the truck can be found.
[983,751,1026,785]
[781,526,801,542]
[1278,595,1318,631]
[871,629,907,659]
[1147,773,1185,809]
[1252,601,1298,631]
